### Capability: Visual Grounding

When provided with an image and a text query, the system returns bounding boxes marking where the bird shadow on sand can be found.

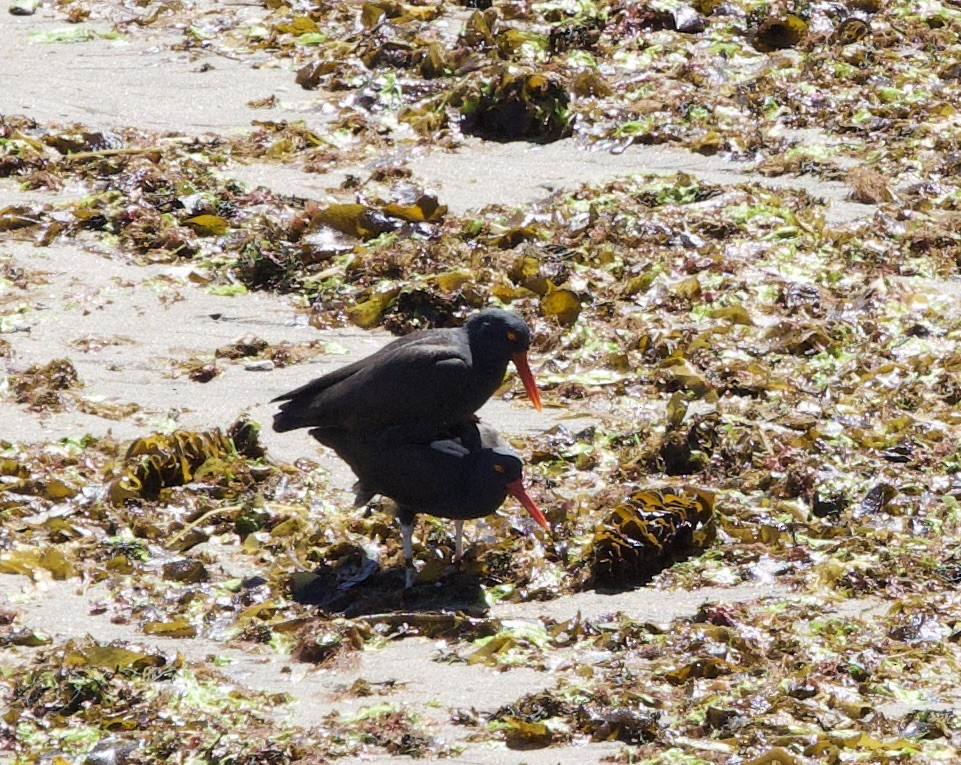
[289,565,489,618]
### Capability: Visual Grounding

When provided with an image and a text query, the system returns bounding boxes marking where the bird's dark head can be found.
[465,308,533,355]
[486,446,525,484]
[465,309,542,410]
[474,447,549,530]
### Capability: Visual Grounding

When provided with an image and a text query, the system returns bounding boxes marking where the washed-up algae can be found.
[8,1,961,758]
[1,632,450,761]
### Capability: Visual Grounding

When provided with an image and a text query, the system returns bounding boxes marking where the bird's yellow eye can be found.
[506,331,517,342]
[494,464,505,473]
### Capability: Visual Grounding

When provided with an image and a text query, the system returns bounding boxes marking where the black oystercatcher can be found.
[272,308,541,434]
[313,421,549,587]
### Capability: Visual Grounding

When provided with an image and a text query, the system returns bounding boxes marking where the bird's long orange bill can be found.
[507,479,550,531]
[511,352,542,411]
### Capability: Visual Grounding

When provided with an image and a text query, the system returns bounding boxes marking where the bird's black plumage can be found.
[312,420,548,585]
[311,421,526,522]
[272,309,540,434]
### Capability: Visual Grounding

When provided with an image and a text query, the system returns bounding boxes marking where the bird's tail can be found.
[272,401,320,432]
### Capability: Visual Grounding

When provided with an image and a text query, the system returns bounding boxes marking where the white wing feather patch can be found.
[430,439,470,457]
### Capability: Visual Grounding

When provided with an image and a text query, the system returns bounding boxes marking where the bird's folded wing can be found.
[331,348,473,428]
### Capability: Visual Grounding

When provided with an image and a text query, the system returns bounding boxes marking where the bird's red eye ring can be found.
[506,331,517,342]
[494,464,505,473]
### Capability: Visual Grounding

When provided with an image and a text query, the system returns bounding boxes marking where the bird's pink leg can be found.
[453,520,465,563]
[401,520,416,588]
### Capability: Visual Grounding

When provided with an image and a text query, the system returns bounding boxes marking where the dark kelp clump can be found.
[9,359,80,411]
[460,68,574,142]
[105,419,263,503]
[586,487,716,589]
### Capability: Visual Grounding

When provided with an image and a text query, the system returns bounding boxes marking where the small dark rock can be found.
[162,559,208,584]
[84,738,139,765]
[673,4,705,32]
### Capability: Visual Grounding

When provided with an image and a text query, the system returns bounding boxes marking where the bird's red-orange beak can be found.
[507,479,550,531]
[511,352,542,411]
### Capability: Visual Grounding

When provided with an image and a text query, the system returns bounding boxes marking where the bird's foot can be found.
[404,564,417,589]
